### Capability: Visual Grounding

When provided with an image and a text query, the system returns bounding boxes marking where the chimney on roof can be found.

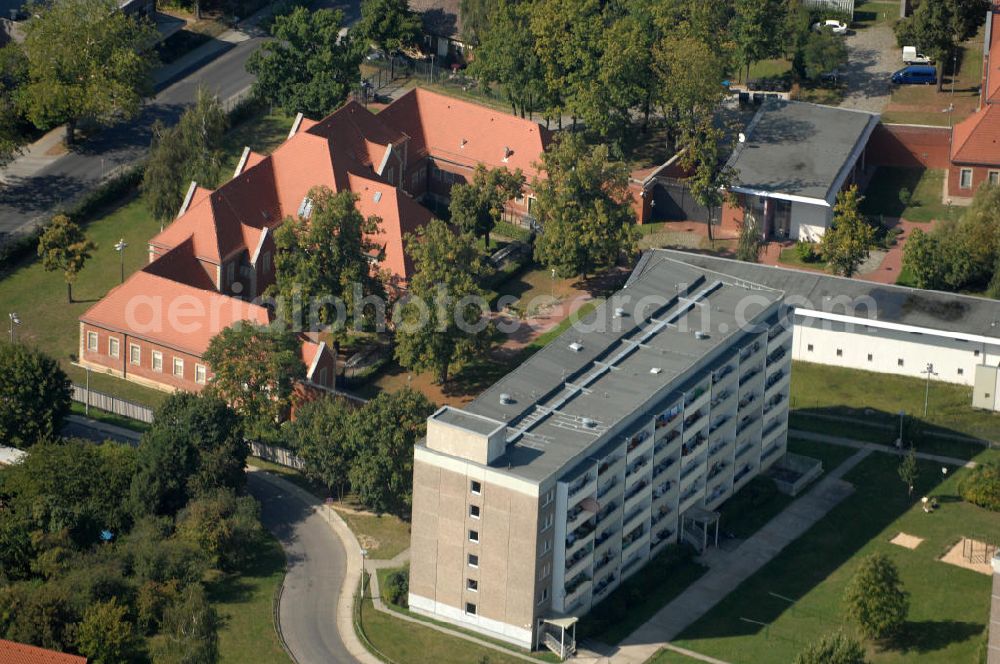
[460,138,467,149]
[503,146,512,162]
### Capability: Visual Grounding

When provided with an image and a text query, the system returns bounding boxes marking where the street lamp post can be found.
[114,238,128,284]
[922,363,938,417]
[360,547,369,599]
[8,312,19,344]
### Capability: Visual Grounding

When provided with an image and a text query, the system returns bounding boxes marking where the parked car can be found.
[891,65,938,85]
[902,46,933,65]
[812,19,848,35]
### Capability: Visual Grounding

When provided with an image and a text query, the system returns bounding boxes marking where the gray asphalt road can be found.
[0,0,361,239]
[248,471,357,664]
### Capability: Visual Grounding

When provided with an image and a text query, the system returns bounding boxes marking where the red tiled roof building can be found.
[0,639,87,664]
[79,89,550,394]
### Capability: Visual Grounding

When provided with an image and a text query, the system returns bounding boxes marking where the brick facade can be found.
[868,123,952,169]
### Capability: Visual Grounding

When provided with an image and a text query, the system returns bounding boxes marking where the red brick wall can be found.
[867,123,951,169]
[80,322,209,393]
[947,163,1000,198]
[721,198,746,236]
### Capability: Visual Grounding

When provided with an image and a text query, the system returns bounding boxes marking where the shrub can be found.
[898,187,912,208]
[383,567,409,608]
[795,240,820,263]
[958,462,1000,511]
[794,632,867,664]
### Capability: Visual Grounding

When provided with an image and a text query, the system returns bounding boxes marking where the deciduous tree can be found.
[448,164,524,248]
[0,45,27,167]
[395,219,493,383]
[532,134,637,278]
[149,585,219,664]
[346,388,435,514]
[895,0,989,91]
[0,344,70,447]
[844,552,909,640]
[247,8,362,117]
[820,186,875,277]
[37,215,96,303]
[16,0,157,145]
[203,324,305,437]
[176,489,263,571]
[269,187,386,331]
[291,396,356,500]
[731,0,787,83]
[142,88,229,226]
[130,392,247,517]
[802,32,848,81]
[898,446,918,498]
[77,598,139,664]
[357,0,421,78]
[736,212,762,263]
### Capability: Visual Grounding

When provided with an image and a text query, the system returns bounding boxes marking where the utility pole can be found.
[114,238,128,284]
[922,363,937,417]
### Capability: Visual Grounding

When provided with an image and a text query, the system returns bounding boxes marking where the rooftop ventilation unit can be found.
[582,418,596,428]
[695,331,710,340]
[614,307,626,318]
[499,393,513,405]
[650,367,662,375]
[568,341,584,352]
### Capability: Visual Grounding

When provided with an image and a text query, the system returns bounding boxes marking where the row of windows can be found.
[87,332,206,383]
[806,343,968,375]
[958,168,1000,190]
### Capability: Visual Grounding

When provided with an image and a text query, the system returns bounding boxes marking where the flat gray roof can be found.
[445,260,782,484]
[431,406,503,436]
[726,100,879,203]
[642,250,1000,341]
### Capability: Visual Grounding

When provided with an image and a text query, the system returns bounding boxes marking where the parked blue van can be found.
[891,65,938,85]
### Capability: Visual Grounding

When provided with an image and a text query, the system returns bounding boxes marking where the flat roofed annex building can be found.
[409,259,793,651]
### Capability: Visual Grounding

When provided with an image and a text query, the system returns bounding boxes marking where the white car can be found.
[812,19,849,35]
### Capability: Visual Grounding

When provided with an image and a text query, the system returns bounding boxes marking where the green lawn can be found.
[207,534,292,664]
[357,575,532,664]
[777,246,826,271]
[0,107,296,410]
[787,436,861,473]
[670,451,999,663]
[860,168,953,223]
[69,401,150,434]
[790,361,1000,443]
[852,0,902,28]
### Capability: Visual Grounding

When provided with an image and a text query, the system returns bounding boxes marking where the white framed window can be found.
[129,343,140,365]
[469,505,480,519]
[108,337,119,358]
[958,367,964,376]
[539,562,551,580]
[989,170,1000,186]
[898,358,904,367]
[466,578,478,592]
[173,357,184,377]
[867,353,873,362]
[469,530,479,543]
[836,349,843,357]
[807,344,814,352]
[195,364,207,384]
[541,489,555,507]
[537,587,549,604]
[540,513,553,532]
[465,602,477,616]
[468,554,479,568]
[152,351,163,372]
[87,331,98,352]
[470,480,482,495]
[541,538,551,555]
[960,168,973,189]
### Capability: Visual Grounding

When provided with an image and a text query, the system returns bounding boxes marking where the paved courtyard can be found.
[839,25,899,114]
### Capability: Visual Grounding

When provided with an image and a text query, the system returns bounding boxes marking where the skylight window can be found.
[374,191,382,203]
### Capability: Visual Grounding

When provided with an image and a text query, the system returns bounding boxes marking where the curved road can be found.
[248,471,357,664]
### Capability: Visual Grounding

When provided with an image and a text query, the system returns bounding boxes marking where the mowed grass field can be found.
[663,450,1000,664]
[0,108,295,408]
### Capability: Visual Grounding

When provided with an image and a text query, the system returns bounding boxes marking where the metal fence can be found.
[71,384,156,424]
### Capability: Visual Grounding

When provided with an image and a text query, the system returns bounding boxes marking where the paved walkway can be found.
[63,414,143,445]
[578,447,872,664]
[789,429,979,468]
[840,25,897,114]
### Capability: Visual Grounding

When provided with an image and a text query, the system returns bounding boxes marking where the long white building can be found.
[647,250,1000,412]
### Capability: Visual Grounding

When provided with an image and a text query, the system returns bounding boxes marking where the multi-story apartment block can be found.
[409,258,792,653]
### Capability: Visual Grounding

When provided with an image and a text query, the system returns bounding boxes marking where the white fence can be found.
[249,440,306,470]
[804,0,855,14]
[71,384,155,424]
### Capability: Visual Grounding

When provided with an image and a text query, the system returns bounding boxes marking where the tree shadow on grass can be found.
[204,538,286,607]
[887,620,984,654]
